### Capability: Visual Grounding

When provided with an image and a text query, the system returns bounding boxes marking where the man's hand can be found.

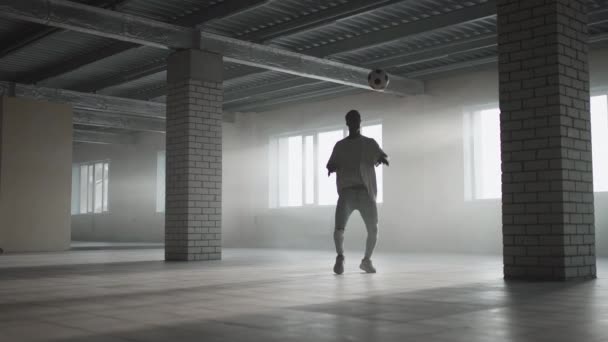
[375,154,389,167]
[327,163,337,177]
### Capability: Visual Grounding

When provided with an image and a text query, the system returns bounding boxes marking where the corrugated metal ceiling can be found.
[0,0,607,117]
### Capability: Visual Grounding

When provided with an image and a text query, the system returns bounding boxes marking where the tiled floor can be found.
[0,248,607,342]
[70,242,164,251]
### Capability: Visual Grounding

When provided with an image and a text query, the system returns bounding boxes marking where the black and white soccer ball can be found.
[367,69,390,91]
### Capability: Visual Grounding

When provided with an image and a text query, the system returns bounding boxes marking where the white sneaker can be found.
[359,259,376,273]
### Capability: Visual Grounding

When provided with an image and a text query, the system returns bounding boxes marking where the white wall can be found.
[71,47,608,256]
[0,97,72,252]
[223,48,608,256]
[71,132,165,242]
[223,71,504,254]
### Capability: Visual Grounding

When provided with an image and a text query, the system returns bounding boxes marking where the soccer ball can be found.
[367,69,389,91]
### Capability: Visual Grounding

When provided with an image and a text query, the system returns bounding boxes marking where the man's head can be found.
[345,110,361,131]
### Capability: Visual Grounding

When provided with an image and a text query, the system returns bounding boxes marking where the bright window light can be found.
[473,108,502,200]
[466,95,608,200]
[73,161,109,214]
[287,136,303,207]
[361,124,384,203]
[94,163,103,213]
[591,95,608,192]
[270,123,384,207]
[156,151,166,212]
[317,129,345,206]
[304,135,314,205]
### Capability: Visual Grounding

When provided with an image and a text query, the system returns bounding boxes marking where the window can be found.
[270,123,383,208]
[317,129,344,205]
[465,94,608,200]
[156,151,166,212]
[71,161,109,214]
[464,107,502,200]
[591,95,608,192]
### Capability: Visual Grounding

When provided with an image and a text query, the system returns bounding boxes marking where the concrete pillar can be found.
[165,50,223,261]
[498,0,595,280]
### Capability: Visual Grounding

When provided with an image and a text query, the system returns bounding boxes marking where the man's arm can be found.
[372,139,389,167]
[327,144,339,176]
[376,152,389,167]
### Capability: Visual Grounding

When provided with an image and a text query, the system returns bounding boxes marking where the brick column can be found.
[498,0,595,280]
[165,50,223,261]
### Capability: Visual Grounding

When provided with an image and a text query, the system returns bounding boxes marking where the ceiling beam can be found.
[110,34,495,100]
[238,0,407,43]
[589,7,608,26]
[223,27,608,107]
[75,58,167,93]
[371,34,497,69]
[21,42,137,85]
[404,57,498,78]
[0,0,193,49]
[188,0,269,27]
[0,81,165,117]
[21,0,270,85]
[74,129,135,144]
[206,32,423,95]
[0,82,239,129]
[0,0,130,61]
[224,77,320,104]
[218,5,608,102]
[117,19,608,104]
[217,2,607,91]
[0,26,57,59]
[301,1,497,58]
[228,85,365,113]
[67,0,409,92]
[0,0,423,95]
[73,109,165,132]
[110,83,168,101]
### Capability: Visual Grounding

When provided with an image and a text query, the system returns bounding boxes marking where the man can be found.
[327,110,389,274]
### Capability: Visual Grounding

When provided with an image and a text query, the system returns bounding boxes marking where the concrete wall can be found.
[71,125,240,243]
[223,71,504,254]
[71,132,165,242]
[222,48,608,256]
[0,96,72,252]
[71,48,608,256]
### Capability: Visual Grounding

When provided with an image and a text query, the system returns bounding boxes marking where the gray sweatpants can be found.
[333,187,378,259]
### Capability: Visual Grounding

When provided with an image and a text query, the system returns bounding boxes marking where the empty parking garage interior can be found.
[1,0,608,341]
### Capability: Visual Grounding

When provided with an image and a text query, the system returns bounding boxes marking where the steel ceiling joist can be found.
[190,0,270,28]
[238,0,408,43]
[0,0,423,95]
[65,0,412,92]
[302,1,497,58]
[0,0,193,49]
[20,42,137,85]
[404,56,498,78]
[204,32,423,95]
[18,0,269,85]
[0,0,130,62]
[0,26,57,59]
[228,85,365,113]
[74,129,135,144]
[73,109,165,132]
[75,58,167,93]
[224,77,321,104]
[0,81,165,117]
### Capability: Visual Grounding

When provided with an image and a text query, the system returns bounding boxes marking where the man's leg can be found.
[359,194,378,273]
[333,192,353,274]
[334,193,354,255]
